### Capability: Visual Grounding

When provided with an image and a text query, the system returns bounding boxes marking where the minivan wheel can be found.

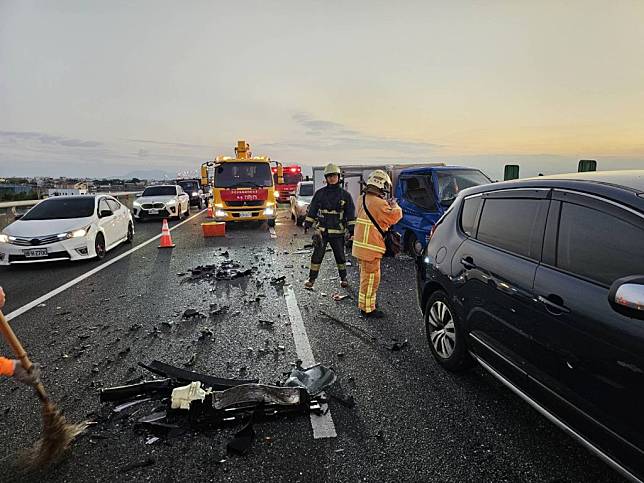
[125,223,134,243]
[425,291,472,371]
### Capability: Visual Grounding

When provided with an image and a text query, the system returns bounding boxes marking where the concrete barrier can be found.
[0,192,139,231]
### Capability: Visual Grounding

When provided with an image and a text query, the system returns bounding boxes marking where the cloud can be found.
[125,138,214,149]
[0,130,102,148]
[281,112,441,155]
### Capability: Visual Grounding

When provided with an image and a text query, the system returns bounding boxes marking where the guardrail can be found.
[0,192,139,231]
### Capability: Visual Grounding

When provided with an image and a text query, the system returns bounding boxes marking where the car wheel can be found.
[95,232,106,260]
[425,291,472,372]
[125,223,134,244]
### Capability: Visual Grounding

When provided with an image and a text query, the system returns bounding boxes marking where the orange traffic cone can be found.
[159,219,175,248]
[207,200,214,218]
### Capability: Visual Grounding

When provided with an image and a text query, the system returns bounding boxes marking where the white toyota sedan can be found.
[132,185,190,221]
[0,195,133,266]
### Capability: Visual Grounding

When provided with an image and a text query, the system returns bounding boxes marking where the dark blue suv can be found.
[416,170,644,481]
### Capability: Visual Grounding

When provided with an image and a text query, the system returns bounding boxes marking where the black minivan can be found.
[416,170,644,481]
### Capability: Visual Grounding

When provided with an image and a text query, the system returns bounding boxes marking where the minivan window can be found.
[476,198,548,259]
[299,183,314,196]
[436,169,491,206]
[403,176,436,211]
[460,196,483,236]
[557,202,644,286]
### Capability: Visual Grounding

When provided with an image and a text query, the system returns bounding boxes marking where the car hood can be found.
[136,195,177,204]
[3,217,95,237]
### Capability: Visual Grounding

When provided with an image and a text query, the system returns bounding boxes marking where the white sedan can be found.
[289,181,314,226]
[132,185,190,221]
[0,195,133,265]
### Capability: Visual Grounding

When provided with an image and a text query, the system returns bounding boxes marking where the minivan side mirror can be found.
[609,276,644,320]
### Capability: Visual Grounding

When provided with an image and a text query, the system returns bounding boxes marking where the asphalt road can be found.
[0,207,624,482]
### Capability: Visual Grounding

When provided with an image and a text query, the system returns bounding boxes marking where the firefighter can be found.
[304,163,356,289]
[352,170,403,318]
[0,287,40,386]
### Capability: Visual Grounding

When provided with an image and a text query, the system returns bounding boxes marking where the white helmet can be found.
[366,169,392,192]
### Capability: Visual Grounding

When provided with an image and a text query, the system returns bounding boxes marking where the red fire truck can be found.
[272,164,303,203]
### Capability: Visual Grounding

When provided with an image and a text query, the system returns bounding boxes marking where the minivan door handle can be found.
[460,257,476,270]
[538,295,570,315]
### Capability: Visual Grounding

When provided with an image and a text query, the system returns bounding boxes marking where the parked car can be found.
[289,181,314,226]
[176,179,206,209]
[0,195,133,265]
[132,185,190,221]
[416,170,644,481]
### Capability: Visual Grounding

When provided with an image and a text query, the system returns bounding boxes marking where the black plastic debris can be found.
[184,261,252,283]
[99,379,173,403]
[258,319,274,328]
[283,364,336,396]
[270,276,286,286]
[387,339,409,351]
[331,394,356,408]
[209,304,229,317]
[138,360,257,389]
[182,308,203,319]
[227,416,255,456]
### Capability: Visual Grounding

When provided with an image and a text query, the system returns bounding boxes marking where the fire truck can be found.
[207,140,278,227]
[272,164,303,203]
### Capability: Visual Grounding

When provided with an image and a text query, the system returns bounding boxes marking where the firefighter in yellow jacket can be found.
[352,170,403,318]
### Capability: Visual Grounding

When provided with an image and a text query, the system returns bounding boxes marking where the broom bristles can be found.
[20,402,88,468]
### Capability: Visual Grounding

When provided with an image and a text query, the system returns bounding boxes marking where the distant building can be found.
[48,182,88,197]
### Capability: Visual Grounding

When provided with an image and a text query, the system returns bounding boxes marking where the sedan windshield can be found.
[142,186,177,196]
[215,162,273,188]
[436,170,491,206]
[299,184,314,196]
[22,197,95,220]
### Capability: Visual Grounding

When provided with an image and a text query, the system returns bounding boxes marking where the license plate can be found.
[148,209,159,214]
[239,212,253,218]
[24,248,48,258]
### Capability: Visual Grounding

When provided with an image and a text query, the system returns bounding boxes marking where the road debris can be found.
[283,363,337,396]
[119,457,155,473]
[332,292,349,301]
[182,309,203,319]
[183,261,252,283]
[386,339,409,351]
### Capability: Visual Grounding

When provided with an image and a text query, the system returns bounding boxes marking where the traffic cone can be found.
[158,219,175,248]
[207,200,214,218]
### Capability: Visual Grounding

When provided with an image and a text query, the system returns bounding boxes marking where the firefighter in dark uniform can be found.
[304,163,356,289]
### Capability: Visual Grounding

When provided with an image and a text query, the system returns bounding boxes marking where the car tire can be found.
[425,291,473,372]
[125,223,134,244]
[95,232,106,260]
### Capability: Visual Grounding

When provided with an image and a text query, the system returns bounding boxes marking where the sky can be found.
[1,0,643,180]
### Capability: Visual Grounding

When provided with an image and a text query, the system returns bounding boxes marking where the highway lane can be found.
[0,209,204,314]
[0,207,623,482]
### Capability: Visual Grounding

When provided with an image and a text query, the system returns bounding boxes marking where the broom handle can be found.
[0,310,49,402]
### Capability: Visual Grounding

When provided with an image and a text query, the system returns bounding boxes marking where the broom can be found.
[0,309,87,468]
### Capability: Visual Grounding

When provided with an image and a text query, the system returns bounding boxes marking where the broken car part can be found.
[139,360,257,389]
[283,364,337,396]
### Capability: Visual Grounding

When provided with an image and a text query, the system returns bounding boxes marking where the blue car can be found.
[393,166,492,255]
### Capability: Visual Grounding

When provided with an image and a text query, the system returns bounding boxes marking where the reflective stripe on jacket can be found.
[304,185,356,237]
[352,193,403,261]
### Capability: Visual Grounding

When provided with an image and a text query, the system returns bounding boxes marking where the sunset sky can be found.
[1,0,643,179]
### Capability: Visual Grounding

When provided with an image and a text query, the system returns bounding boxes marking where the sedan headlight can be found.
[166,199,177,206]
[0,234,8,243]
[57,226,90,240]
[133,200,142,208]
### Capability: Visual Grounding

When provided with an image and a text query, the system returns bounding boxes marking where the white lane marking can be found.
[5,210,205,322]
[268,227,277,239]
[284,286,337,439]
